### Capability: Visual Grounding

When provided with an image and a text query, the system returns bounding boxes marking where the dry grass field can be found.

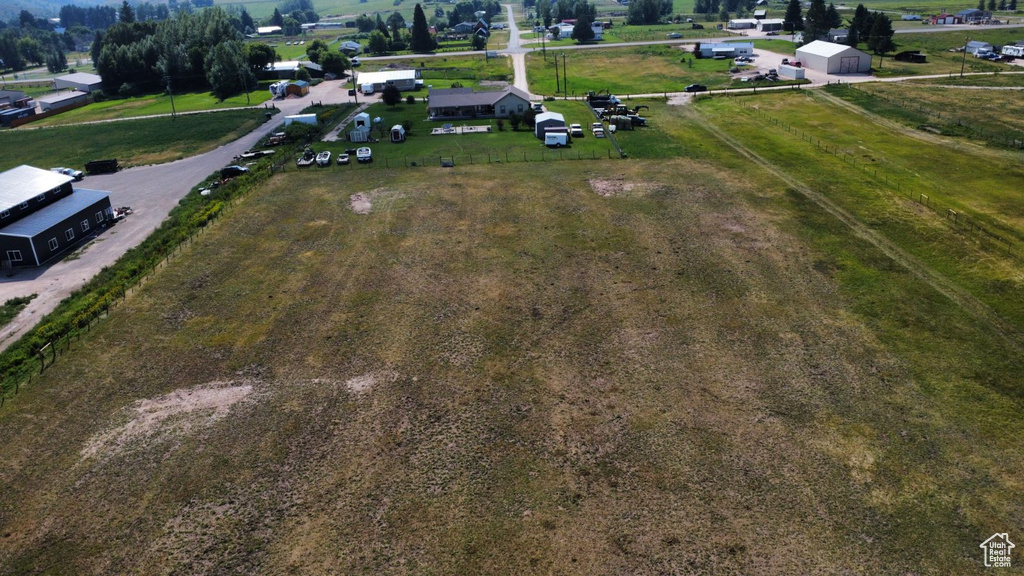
[1,90,1023,573]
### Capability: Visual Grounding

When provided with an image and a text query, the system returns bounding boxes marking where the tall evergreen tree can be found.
[1010,0,1017,11]
[240,9,255,32]
[90,30,103,64]
[375,14,390,39]
[270,8,284,27]
[867,11,895,64]
[850,4,870,40]
[826,2,842,28]
[803,0,829,41]
[410,4,436,52]
[120,1,135,23]
[783,0,804,32]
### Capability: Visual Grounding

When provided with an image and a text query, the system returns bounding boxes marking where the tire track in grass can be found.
[688,105,1024,351]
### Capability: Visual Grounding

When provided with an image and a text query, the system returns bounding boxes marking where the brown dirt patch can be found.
[588,177,642,197]
[81,382,255,460]
[350,193,372,214]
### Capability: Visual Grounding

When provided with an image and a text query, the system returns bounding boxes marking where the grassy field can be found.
[1,85,1024,572]
[825,81,1024,148]
[360,53,514,89]
[869,29,1024,77]
[909,72,1024,86]
[0,295,34,330]
[526,45,735,96]
[0,109,273,171]
[28,87,276,127]
[313,99,619,165]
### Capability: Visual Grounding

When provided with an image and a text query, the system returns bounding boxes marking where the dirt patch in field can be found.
[350,193,372,214]
[588,177,642,197]
[81,382,255,460]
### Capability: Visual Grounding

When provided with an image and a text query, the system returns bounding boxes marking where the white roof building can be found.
[257,26,282,35]
[796,40,872,74]
[53,72,102,93]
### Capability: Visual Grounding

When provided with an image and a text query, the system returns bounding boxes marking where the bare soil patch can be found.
[81,382,255,460]
[587,177,642,197]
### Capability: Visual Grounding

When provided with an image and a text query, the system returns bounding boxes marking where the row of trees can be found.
[0,10,70,73]
[94,7,273,99]
[782,1,896,57]
[979,0,1019,10]
[625,0,674,25]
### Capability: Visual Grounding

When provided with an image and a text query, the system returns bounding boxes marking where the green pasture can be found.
[526,45,734,95]
[28,87,275,127]
[868,29,1024,76]
[360,53,514,88]
[0,109,273,171]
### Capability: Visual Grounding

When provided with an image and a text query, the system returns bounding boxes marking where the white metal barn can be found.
[796,40,871,74]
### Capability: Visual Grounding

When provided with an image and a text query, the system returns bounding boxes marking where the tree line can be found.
[783,0,896,57]
[0,10,72,73]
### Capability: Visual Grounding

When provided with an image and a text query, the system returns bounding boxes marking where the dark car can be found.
[220,165,250,178]
[684,84,708,93]
[348,89,357,96]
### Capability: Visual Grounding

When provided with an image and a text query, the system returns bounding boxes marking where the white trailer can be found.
[1002,45,1024,57]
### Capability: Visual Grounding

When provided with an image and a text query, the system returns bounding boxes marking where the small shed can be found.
[756,18,784,31]
[284,114,318,126]
[894,50,927,63]
[390,124,406,142]
[285,80,309,97]
[827,28,849,43]
[53,72,102,93]
[753,9,767,19]
[534,111,566,139]
[728,19,758,29]
[349,112,372,142]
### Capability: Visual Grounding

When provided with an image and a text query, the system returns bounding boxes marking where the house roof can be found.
[966,40,993,48]
[356,69,419,85]
[758,18,784,24]
[291,80,310,87]
[36,91,87,104]
[0,89,26,102]
[957,8,985,15]
[428,86,530,109]
[257,26,282,34]
[0,188,110,238]
[702,42,754,50]
[55,72,101,85]
[797,40,863,58]
[754,9,767,15]
[535,111,565,123]
[829,28,849,35]
[268,60,323,72]
[0,166,73,213]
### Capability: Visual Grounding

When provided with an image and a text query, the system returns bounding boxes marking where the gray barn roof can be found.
[428,86,530,108]
[36,90,88,105]
[0,188,110,238]
[0,165,73,212]
[54,72,102,85]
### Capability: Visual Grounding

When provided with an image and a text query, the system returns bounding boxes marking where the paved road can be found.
[0,80,355,351]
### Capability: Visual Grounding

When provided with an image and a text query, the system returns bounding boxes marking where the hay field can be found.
[1,103,1023,573]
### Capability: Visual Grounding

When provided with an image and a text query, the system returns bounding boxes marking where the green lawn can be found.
[752,38,798,55]
[29,87,275,127]
[0,109,274,171]
[360,54,514,89]
[526,46,736,96]
[310,99,618,166]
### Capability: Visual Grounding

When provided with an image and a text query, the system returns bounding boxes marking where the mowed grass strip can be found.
[29,87,276,127]
[1,147,1023,573]
[0,109,272,171]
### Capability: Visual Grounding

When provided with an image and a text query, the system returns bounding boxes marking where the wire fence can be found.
[740,101,1024,263]
[830,83,1024,150]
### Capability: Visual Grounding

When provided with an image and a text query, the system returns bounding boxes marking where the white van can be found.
[361,83,375,95]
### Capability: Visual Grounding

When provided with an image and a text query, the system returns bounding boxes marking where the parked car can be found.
[691,23,703,29]
[50,167,84,180]
[315,151,332,166]
[356,147,373,163]
[532,102,544,112]
[781,58,789,65]
[350,57,362,66]
[569,123,584,137]
[220,165,250,178]
[765,31,778,35]
[337,153,350,165]
[667,32,682,39]
[348,89,356,96]
[593,127,605,138]
[684,84,708,93]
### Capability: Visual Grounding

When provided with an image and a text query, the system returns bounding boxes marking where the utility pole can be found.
[239,68,250,104]
[166,76,176,117]
[541,23,546,60]
[960,36,969,77]
[562,53,567,97]
[554,54,560,93]
[352,70,358,104]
